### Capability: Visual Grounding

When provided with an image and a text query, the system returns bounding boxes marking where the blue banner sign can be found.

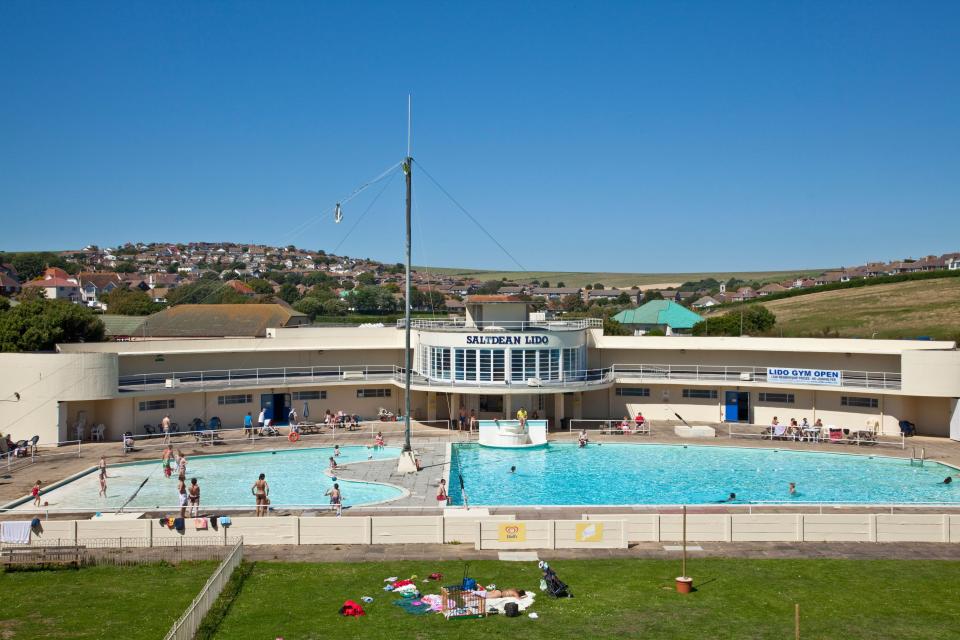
[767,367,841,386]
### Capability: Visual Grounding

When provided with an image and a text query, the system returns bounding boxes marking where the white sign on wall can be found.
[766,367,841,387]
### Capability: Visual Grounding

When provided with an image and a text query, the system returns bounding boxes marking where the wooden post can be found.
[795,603,800,639]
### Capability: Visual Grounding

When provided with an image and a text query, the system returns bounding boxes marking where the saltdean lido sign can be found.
[465,335,550,345]
[767,367,841,387]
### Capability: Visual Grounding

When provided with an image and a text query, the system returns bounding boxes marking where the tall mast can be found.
[403,95,413,455]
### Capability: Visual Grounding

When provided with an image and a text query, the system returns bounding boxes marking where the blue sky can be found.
[1,1,958,273]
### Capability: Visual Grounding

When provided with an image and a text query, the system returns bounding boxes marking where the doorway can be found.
[261,393,291,426]
[724,391,750,422]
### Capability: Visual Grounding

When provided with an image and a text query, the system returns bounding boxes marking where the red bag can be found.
[339,600,366,617]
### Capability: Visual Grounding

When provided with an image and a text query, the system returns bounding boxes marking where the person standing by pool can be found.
[161,414,172,445]
[325,482,342,517]
[578,429,588,447]
[459,405,467,431]
[469,409,478,432]
[98,457,107,497]
[176,450,187,481]
[257,408,266,435]
[188,478,200,517]
[31,480,42,507]
[374,431,385,449]
[177,476,188,518]
[516,406,528,429]
[243,411,254,436]
[333,444,341,457]
[288,407,298,428]
[329,456,339,471]
[252,473,269,516]
[161,446,173,478]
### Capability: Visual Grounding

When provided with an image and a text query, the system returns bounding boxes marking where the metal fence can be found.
[568,418,651,435]
[2,440,82,475]
[2,536,242,567]
[163,539,244,640]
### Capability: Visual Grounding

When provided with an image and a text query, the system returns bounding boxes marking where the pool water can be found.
[23,446,404,511]
[448,443,960,505]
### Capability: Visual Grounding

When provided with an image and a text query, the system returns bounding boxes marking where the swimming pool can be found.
[448,443,960,506]
[19,446,404,511]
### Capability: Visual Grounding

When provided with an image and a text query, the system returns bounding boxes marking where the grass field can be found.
[755,277,960,340]
[0,561,217,639]
[202,558,960,640]
[413,268,823,289]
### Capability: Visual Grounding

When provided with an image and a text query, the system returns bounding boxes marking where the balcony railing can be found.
[400,318,602,331]
[119,363,902,393]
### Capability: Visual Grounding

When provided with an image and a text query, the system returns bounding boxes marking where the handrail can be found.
[163,540,244,640]
[400,318,603,330]
[118,362,903,392]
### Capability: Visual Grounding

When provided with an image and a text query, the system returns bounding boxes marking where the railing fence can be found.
[163,539,244,640]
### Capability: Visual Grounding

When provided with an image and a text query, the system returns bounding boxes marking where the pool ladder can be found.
[909,447,925,466]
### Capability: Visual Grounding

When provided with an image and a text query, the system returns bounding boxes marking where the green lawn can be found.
[205,559,960,640]
[0,561,217,639]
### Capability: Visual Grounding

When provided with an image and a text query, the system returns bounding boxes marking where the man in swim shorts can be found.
[188,478,201,517]
[325,482,342,517]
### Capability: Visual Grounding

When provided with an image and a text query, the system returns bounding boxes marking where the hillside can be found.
[754,278,960,340]
[412,268,823,289]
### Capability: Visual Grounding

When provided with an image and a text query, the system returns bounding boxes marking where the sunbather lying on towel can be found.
[485,588,526,598]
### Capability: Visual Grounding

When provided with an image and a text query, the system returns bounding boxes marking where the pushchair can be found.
[539,561,573,598]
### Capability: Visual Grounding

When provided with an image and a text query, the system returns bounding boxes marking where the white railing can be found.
[3,440,82,474]
[568,418,651,435]
[728,424,906,449]
[401,318,602,331]
[164,539,244,640]
[118,365,397,392]
[118,362,903,393]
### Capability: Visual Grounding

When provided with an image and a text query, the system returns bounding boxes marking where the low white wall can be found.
[13,513,960,548]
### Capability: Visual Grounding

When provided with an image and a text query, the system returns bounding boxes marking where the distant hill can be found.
[412,267,823,289]
[755,277,960,341]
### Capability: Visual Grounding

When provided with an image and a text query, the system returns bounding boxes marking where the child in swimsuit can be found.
[325,482,342,517]
[32,480,42,507]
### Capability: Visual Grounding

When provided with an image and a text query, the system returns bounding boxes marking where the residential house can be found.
[0,272,20,296]
[612,301,704,336]
[224,280,256,297]
[731,287,757,302]
[691,295,720,309]
[532,287,582,301]
[22,277,81,302]
[77,272,123,307]
[756,283,787,297]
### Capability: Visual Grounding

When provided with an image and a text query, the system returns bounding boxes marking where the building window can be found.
[478,395,503,413]
[841,396,879,408]
[218,394,253,405]
[682,389,717,399]
[139,399,175,411]
[616,387,651,397]
[758,392,794,404]
[292,391,326,401]
[493,350,505,381]
[357,388,392,398]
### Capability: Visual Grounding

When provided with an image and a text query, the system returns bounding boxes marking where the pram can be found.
[539,561,573,598]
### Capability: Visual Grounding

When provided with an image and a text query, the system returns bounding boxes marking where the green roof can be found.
[612,300,703,330]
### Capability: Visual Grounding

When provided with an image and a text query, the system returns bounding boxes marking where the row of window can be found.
[140,388,385,411]
[292,390,327,401]
[616,389,880,408]
[139,399,175,412]
[418,346,586,383]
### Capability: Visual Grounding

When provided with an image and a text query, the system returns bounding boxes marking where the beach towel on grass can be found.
[485,593,536,614]
[0,521,32,544]
[393,599,433,615]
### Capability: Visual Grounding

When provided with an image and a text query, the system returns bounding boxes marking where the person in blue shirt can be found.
[243,411,253,435]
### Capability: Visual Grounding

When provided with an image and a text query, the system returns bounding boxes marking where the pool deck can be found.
[4,423,960,519]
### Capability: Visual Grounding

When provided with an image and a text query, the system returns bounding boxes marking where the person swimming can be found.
[789,482,797,495]
[715,492,736,503]
[510,465,516,474]
[945,476,954,484]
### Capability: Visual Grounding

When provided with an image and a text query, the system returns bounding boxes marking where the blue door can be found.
[724,391,740,422]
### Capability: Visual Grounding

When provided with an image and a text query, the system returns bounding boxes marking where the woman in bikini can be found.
[98,457,107,497]
[252,473,269,517]
[177,477,188,518]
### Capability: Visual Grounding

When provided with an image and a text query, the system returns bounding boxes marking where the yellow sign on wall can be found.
[575,522,604,542]
[498,523,527,543]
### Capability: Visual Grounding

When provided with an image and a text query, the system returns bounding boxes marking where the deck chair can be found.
[144,424,157,436]
[14,440,29,457]
[29,435,39,455]
[828,427,844,443]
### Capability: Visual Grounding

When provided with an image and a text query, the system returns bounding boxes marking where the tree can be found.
[246,278,275,295]
[476,280,502,295]
[541,280,550,287]
[692,306,777,336]
[593,283,604,290]
[278,283,301,304]
[166,281,248,305]
[166,262,179,274]
[349,285,398,313]
[293,296,324,319]
[602,316,631,336]
[584,284,593,290]
[644,290,664,301]
[8,253,48,281]
[304,271,333,288]
[560,294,584,312]
[616,292,632,305]
[410,289,445,310]
[103,287,161,315]
[0,297,9,313]
[115,261,137,273]
[357,271,377,286]
[0,299,105,351]
[321,298,348,316]
[556,281,566,288]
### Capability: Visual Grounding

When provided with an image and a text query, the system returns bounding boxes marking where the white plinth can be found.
[674,425,716,438]
[397,449,418,473]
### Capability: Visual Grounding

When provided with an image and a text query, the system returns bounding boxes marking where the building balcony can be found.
[400,318,602,331]
[118,362,902,394]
